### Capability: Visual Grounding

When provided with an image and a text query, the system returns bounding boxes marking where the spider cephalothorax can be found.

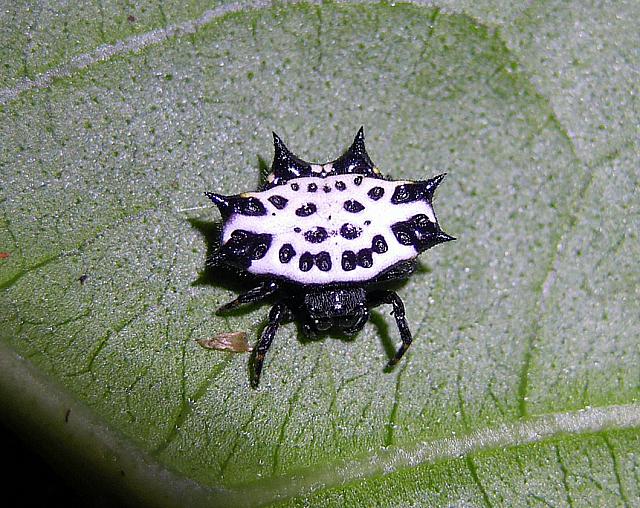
[206,128,454,387]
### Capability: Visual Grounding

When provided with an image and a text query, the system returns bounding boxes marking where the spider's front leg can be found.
[367,290,413,367]
[216,280,279,314]
[252,301,291,388]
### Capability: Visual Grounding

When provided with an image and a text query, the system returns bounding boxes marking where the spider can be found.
[206,128,454,387]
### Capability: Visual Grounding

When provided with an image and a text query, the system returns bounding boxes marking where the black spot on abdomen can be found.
[304,227,328,244]
[279,243,296,263]
[233,196,267,216]
[367,187,384,200]
[391,214,441,251]
[357,248,373,268]
[252,243,269,260]
[341,250,357,271]
[391,183,423,204]
[392,223,414,246]
[299,252,314,272]
[335,180,346,191]
[268,195,288,210]
[221,230,272,269]
[295,203,317,217]
[315,251,332,271]
[339,223,362,240]
[343,199,365,213]
[372,235,388,253]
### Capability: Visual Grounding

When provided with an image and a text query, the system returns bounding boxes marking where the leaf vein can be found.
[465,455,493,508]
[603,433,630,508]
[272,354,322,477]
[384,358,409,447]
[0,206,158,291]
[554,444,575,508]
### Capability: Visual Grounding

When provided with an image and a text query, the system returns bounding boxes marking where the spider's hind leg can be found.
[216,280,280,314]
[367,290,413,367]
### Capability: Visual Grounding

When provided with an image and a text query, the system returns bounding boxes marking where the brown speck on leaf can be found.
[127,14,136,22]
[78,274,89,284]
[64,409,71,423]
[197,332,252,353]
[0,252,10,259]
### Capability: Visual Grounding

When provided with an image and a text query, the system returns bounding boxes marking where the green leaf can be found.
[1,1,638,506]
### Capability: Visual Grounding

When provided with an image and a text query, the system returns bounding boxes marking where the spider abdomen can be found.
[218,174,449,284]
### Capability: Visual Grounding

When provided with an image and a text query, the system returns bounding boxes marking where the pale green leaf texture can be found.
[0,1,638,506]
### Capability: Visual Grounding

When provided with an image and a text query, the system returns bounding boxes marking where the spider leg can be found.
[367,290,413,367]
[216,280,279,314]
[252,301,290,388]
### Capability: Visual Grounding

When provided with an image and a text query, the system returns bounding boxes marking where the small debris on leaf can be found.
[197,331,252,353]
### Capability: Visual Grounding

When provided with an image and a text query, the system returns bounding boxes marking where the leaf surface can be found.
[1,1,638,506]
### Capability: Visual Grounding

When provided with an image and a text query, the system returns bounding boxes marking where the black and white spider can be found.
[206,128,454,387]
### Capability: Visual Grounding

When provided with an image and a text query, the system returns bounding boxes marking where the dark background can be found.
[1,418,100,506]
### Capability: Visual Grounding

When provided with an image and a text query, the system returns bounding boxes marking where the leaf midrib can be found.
[232,402,640,505]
